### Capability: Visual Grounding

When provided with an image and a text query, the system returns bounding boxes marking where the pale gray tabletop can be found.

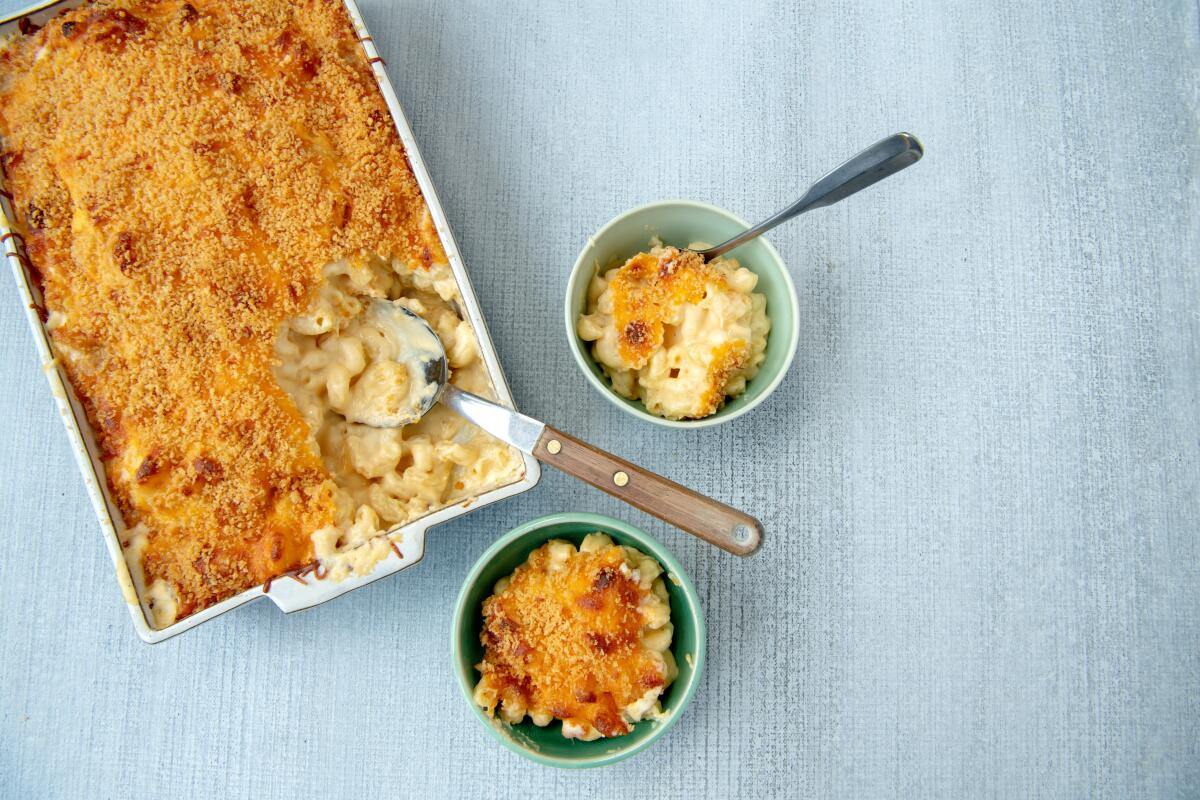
[1,1,1198,798]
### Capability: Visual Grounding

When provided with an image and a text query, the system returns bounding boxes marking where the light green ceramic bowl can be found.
[565,200,800,428]
[451,512,706,769]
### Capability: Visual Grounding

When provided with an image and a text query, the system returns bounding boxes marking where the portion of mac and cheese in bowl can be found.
[274,257,524,583]
[577,242,770,420]
[473,533,677,740]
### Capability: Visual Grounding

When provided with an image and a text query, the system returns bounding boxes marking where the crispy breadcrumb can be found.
[0,0,446,619]
[609,247,718,368]
[476,541,669,738]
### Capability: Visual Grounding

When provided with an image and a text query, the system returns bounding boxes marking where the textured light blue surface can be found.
[0,1,1198,798]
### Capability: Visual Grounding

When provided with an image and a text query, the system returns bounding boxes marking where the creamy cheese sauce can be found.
[336,301,444,428]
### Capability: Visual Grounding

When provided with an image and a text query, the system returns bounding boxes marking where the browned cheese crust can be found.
[477,544,666,738]
[0,0,446,619]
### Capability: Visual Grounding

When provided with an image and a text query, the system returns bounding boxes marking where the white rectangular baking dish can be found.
[0,0,540,643]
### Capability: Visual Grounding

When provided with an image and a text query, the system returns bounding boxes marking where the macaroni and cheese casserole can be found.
[474,534,677,740]
[0,0,521,627]
[577,242,769,420]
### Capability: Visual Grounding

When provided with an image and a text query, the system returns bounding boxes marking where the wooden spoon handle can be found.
[532,425,763,556]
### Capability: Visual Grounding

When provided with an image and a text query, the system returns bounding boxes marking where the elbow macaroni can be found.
[577,241,769,420]
[273,256,524,580]
[473,533,677,740]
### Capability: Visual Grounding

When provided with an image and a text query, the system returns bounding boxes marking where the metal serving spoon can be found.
[692,132,923,261]
[350,300,764,556]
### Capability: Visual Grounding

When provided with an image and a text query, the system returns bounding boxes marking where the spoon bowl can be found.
[354,300,449,426]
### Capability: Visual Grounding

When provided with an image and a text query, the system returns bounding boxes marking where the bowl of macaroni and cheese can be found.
[452,512,705,768]
[566,201,799,427]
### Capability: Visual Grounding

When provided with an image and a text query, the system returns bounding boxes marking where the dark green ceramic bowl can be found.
[451,512,706,768]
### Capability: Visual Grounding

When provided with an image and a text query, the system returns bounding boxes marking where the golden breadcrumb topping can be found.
[0,0,446,619]
[593,245,759,419]
[609,247,718,368]
[697,339,749,417]
[476,540,669,738]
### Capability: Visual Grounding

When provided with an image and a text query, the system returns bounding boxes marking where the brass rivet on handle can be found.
[613,471,629,487]
[546,439,561,455]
